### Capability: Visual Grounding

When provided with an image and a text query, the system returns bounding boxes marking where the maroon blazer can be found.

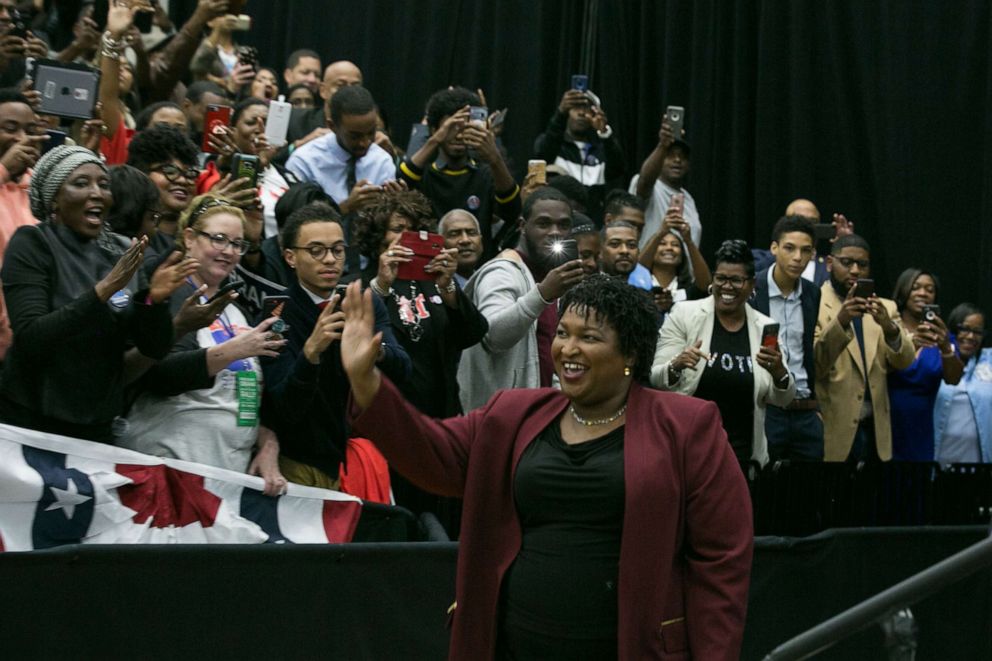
[350,378,753,660]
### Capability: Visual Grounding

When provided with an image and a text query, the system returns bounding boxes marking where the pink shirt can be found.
[0,165,37,360]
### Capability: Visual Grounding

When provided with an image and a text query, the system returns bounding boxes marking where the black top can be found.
[694,319,754,462]
[365,274,488,418]
[499,421,625,660]
[260,282,411,476]
[0,224,173,442]
[397,158,521,261]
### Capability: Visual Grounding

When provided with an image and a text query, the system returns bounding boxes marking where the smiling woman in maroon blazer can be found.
[343,275,752,660]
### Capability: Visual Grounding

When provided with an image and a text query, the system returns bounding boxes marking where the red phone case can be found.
[202,106,232,153]
[395,230,444,282]
[761,324,780,349]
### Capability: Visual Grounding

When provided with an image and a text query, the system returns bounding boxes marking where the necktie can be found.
[317,300,330,312]
[345,156,357,193]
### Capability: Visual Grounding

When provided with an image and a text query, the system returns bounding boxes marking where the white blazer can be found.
[650,297,796,466]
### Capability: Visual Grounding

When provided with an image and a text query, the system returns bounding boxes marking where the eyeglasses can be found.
[151,163,199,183]
[712,274,751,289]
[835,257,870,269]
[290,243,347,261]
[193,229,251,255]
[956,325,985,337]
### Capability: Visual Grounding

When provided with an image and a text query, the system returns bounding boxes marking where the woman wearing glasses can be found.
[119,194,288,495]
[651,239,796,470]
[887,268,964,461]
[934,303,991,463]
[126,126,201,242]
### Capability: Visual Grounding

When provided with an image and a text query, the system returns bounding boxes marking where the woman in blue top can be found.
[888,269,963,461]
[934,304,991,463]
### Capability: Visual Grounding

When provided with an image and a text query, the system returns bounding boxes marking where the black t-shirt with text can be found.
[693,320,754,462]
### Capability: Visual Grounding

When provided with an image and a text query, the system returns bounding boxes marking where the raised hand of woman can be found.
[148,250,199,304]
[340,281,383,409]
[95,237,147,302]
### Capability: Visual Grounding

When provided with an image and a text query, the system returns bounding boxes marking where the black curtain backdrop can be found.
[217,0,990,316]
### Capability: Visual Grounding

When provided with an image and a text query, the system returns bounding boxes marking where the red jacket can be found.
[350,379,753,660]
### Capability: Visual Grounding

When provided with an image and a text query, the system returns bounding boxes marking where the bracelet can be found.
[437,280,456,295]
[369,278,390,297]
[101,31,126,59]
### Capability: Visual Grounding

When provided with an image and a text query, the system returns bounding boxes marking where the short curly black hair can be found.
[281,202,342,251]
[425,86,480,131]
[558,274,659,383]
[127,125,198,173]
[714,239,755,278]
[353,190,435,258]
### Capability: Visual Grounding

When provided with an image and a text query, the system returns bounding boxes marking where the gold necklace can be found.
[569,403,627,427]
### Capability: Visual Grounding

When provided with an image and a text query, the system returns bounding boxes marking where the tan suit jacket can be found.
[814,283,915,461]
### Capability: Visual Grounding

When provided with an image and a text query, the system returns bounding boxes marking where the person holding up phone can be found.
[260,202,410,490]
[637,205,710,317]
[629,109,701,250]
[532,83,625,220]
[886,268,964,461]
[652,240,795,470]
[396,86,520,261]
[814,235,915,462]
[117,194,287,495]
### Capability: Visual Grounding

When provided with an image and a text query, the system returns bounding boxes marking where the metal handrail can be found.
[763,533,992,660]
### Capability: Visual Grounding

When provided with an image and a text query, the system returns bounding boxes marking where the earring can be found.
[707,284,713,295]
[624,366,631,376]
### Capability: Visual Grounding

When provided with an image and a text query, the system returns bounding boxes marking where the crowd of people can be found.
[0,1,987,655]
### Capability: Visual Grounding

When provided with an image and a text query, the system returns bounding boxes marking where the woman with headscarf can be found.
[0,146,190,443]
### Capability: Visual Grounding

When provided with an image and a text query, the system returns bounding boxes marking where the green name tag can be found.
[236,371,260,427]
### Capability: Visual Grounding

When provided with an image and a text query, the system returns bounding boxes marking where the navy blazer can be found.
[752,266,821,397]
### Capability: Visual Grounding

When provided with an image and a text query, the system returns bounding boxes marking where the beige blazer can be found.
[651,297,796,466]
[814,283,915,461]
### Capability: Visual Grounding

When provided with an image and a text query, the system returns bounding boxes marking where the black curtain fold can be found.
[223,0,987,316]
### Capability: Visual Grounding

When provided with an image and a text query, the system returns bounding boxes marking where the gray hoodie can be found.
[457,251,549,411]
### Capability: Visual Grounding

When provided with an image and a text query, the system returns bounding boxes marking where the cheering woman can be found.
[341,274,751,660]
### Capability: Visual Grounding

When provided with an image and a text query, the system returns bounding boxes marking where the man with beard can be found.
[599,221,649,291]
[457,187,584,410]
[814,234,914,462]
[438,208,484,289]
[629,117,701,249]
[533,86,625,219]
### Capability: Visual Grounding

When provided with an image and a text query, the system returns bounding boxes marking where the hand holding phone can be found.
[761,322,780,349]
[665,105,685,142]
[202,104,232,153]
[851,278,874,299]
[396,230,445,282]
[207,280,244,303]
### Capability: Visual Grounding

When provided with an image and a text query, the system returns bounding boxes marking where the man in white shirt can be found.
[628,117,701,248]
[286,85,395,215]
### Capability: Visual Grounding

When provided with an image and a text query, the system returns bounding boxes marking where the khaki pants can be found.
[278,455,341,490]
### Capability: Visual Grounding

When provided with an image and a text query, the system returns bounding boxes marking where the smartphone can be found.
[8,10,29,39]
[852,278,875,299]
[922,304,941,322]
[665,105,685,141]
[469,106,488,124]
[92,0,109,32]
[490,107,508,129]
[813,223,835,241]
[41,129,67,155]
[670,191,685,214]
[232,14,252,31]
[550,239,579,263]
[202,104,232,153]
[134,10,154,33]
[236,45,258,71]
[265,97,292,147]
[396,230,445,282]
[761,323,781,349]
[207,280,244,303]
[571,74,589,92]
[331,284,349,311]
[261,294,290,319]
[231,153,261,188]
[527,159,547,185]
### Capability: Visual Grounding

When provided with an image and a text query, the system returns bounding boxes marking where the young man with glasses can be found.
[261,202,410,489]
[752,215,824,462]
[814,234,914,462]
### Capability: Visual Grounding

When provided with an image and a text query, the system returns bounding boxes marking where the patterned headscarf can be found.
[28,146,108,221]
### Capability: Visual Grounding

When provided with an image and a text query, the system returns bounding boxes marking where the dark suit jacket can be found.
[350,379,752,660]
[752,265,821,397]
